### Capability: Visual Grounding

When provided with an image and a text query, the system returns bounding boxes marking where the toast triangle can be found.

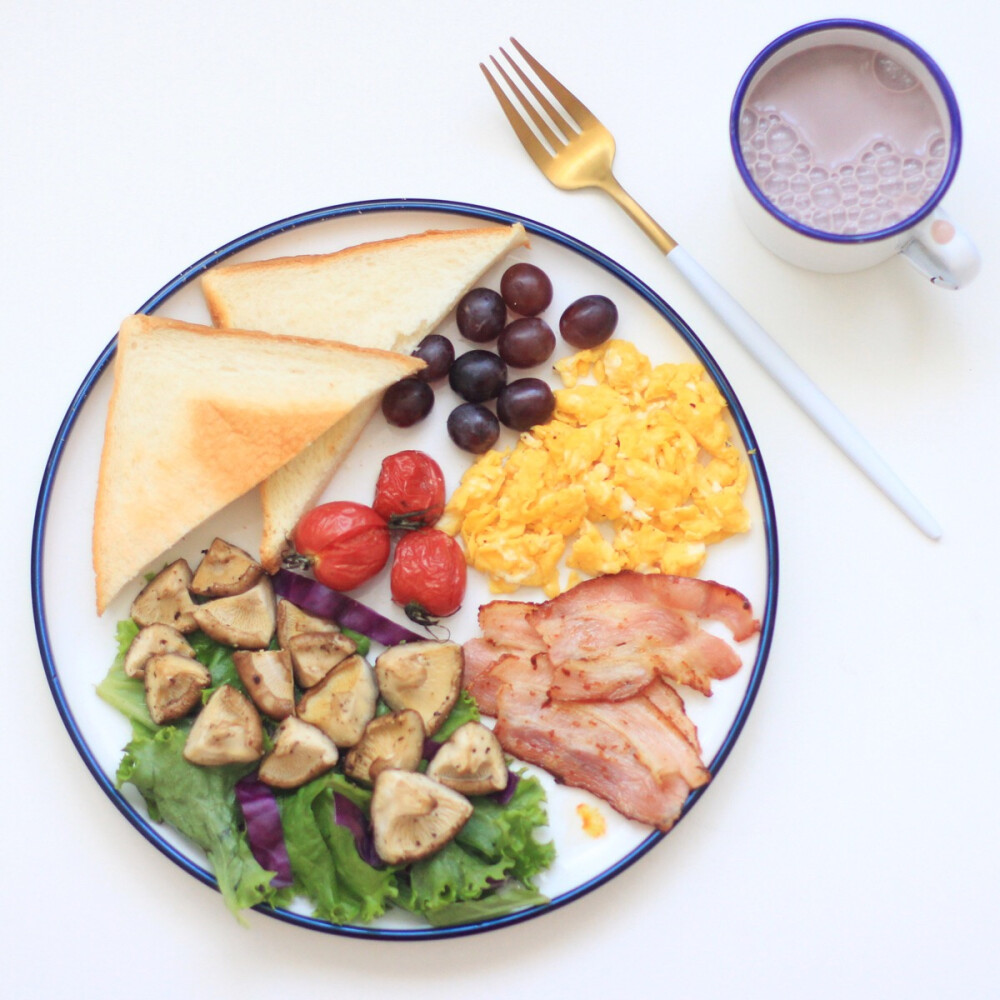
[93,314,423,613]
[202,223,528,571]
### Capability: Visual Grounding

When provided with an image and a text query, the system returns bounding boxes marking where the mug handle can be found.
[900,208,980,289]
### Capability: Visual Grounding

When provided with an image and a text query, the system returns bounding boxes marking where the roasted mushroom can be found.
[144,652,211,725]
[257,716,339,789]
[286,631,357,688]
[296,654,378,747]
[275,599,340,648]
[183,685,263,766]
[426,721,508,796]
[233,649,295,720]
[123,623,194,679]
[190,538,263,598]
[370,769,473,864]
[130,559,199,634]
[343,710,425,785]
[374,641,463,736]
[192,575,276,649]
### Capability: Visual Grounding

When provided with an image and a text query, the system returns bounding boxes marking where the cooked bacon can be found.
[573,696,709,790]
[462,601,544,715]
[529,572,758,699]
[643,679,701,755]
[459,573,759,832]
[491,654,696,831]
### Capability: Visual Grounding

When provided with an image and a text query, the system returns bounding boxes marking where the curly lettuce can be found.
[101,620,555,927]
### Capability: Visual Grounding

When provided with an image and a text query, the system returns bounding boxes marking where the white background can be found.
[4,2,998,997]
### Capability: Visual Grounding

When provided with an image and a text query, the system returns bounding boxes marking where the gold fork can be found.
[481,39,941,540]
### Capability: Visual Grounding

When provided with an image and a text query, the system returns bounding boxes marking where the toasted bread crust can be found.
[93,315,422,613]
[201,223,529,569]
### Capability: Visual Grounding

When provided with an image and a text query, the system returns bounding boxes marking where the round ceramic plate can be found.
[31,198,778,940]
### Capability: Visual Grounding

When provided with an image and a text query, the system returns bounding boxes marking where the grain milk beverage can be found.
[739,44,945,235]
[730,20,978,288]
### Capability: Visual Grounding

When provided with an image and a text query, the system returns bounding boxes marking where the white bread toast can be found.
[202,223,528,571]
[93,314,423,613]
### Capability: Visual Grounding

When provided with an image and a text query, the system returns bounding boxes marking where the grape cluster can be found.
[381,260,618,453]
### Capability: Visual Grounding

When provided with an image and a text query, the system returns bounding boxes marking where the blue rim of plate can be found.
[31,197,778,940]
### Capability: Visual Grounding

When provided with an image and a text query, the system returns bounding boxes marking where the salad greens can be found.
[98,620,555,928]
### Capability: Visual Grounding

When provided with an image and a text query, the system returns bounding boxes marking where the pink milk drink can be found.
[730,20,978,288]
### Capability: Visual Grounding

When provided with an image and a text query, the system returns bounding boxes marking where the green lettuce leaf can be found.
[432,688,480,742]
[102,617,556,927]
[95,620,156,732]
[116,725,288,921]
[421,882,551,927]
[279,774,397,925]
[399,773,555,916]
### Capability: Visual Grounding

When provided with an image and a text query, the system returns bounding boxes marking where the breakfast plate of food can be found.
[32,197,777,939]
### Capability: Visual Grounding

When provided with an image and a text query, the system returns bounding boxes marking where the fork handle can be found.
[666,245,942,540]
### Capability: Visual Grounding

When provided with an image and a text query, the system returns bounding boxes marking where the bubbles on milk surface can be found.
[740,107,946,235]
[738,45,948,235]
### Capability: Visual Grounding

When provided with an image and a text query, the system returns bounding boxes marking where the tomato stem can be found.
[281,552,314,572]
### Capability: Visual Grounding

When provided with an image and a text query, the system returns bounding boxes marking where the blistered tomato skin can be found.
[390,529,468,619]
[373,450,446,528]
[292,501,390,591]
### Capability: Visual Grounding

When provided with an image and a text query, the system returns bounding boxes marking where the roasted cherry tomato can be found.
[390,529,467,621]
[291,501,390,591]
[372,450,446,528]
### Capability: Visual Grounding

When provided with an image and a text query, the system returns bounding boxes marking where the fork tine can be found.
[479,61,554,166]
[489,55,566,151]
[498,47,576,141]
[508,37,597,129]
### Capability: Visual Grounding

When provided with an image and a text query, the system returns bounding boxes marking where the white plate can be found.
[31,198,778,940]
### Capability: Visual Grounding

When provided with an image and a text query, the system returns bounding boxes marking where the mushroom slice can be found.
[426,721,508,796]
[257,717,339,789]
[286,630,357,688]
[144,652,211,725]
[370,770,473,865]
[192,575,276,650]
[183,685,263,766]
[123,623,194,679]
[276,599,340,649]
[343,710,426,785]
[296,654,377,747]
[233,649,295,720]
[190,538,263,598]
[374,640,463,736]
[130,559,199,634]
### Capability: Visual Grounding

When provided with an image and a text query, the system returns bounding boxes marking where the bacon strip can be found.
[529,572,759,699]
[459,573,758,831]
[492,654,696,831]
[462,601,543,716]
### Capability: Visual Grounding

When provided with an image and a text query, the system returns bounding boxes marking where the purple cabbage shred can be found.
[271,569,423,645]
[235,774,294,888]
[334,793,383,868]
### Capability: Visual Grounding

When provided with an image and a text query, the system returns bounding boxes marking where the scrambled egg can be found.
[576,802,607,838]
[439,339,750,597]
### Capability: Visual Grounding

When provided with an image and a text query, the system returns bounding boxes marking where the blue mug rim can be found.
[729,18,962,245]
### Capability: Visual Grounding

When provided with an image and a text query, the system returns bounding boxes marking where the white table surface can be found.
[5,2,998,997]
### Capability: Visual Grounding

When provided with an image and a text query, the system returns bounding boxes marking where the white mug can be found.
[730,19,979,289]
